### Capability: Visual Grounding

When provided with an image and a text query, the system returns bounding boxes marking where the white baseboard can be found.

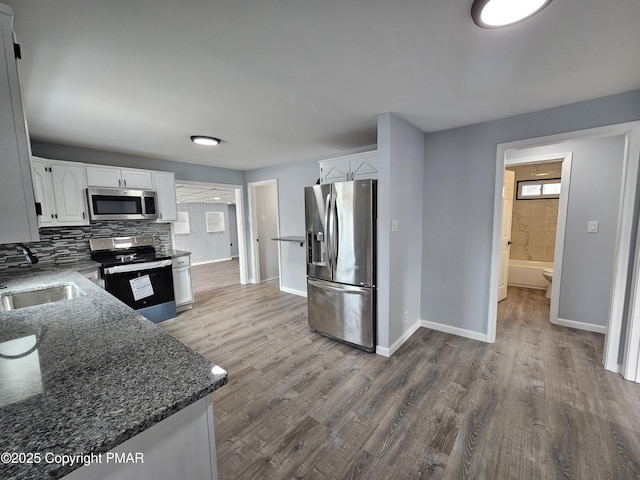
[191,257,233,266]
[280,286,307,298]
[552,317,607,334]
[375,345,390,357]
[421,319,489,343]
[376,321,422,358]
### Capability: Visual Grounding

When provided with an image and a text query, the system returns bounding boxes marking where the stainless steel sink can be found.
[1,284,81,311]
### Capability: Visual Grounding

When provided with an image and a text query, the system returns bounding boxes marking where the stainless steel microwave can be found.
[86,188,157,221]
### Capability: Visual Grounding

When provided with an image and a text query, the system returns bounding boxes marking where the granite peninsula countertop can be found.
[0,269,227,480]
[157,248,191,258]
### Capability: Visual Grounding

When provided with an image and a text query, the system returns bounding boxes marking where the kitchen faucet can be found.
[17,243,39,265]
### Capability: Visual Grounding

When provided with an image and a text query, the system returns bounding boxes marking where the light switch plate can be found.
[588,220,599,233]
[391,219,398,232]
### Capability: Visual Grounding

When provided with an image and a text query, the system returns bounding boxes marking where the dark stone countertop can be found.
[0,259,101,281]
[0,269,227,480]
[157,249,191,259]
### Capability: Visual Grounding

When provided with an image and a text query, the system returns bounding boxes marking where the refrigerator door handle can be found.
[308,277,370,293]
[328,190,337,269]
[332,191,339,263]
[324,192,332,270]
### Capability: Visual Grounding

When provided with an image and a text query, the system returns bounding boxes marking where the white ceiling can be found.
[6,1,640,171]
[175,183,236,204]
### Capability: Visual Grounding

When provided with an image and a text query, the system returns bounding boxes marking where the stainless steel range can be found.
[90,235,176,323]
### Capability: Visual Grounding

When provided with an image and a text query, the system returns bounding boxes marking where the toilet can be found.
[542,268,553,299]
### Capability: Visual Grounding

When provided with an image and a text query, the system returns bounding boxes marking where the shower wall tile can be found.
[529,232,556,247]
[508,162,561,262]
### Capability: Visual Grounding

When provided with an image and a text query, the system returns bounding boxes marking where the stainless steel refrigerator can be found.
[305,179,376,352]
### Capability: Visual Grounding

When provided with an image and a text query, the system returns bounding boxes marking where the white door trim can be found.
[488,121,640,376]
[619,125,640,380]
[247,179,281,285]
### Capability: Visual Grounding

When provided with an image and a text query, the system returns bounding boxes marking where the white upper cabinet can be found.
[0,5,39,243]
[319,151,378,184]
[152,171,178,222]
[122,168,153,189]
[31,157,89,226]
[85,165,153,189]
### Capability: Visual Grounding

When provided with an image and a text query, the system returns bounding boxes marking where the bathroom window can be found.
[516,178,561,200]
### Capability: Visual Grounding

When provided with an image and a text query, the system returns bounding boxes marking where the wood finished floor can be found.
[190,258,240,295]
[160,285,640,479]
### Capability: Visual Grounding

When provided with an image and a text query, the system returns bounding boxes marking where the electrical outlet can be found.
[403,311,408,323]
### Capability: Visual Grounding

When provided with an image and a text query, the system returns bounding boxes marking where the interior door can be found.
[498,170,515,302]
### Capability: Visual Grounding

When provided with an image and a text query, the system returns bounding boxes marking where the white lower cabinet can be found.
[172,255,193,311]
[62,395,218,480]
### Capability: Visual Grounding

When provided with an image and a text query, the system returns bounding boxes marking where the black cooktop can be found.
[91,246,171,268]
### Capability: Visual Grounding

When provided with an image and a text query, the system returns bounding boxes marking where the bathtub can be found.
[508,259,553,290]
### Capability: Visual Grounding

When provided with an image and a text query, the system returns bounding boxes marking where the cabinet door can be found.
[153,171,177,221]
[121,168,153,189]
[0,7,39,243]
[172,265,193,306]
[350,152,378,180]
[31,158,56,226]
[320,158,350,184]
[50,162,89,224]
[86,165,122,188]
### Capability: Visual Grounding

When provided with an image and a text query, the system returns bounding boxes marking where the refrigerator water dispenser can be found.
[307,231,327,266]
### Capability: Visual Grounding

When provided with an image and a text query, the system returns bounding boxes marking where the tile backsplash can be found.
[0,221,172,274]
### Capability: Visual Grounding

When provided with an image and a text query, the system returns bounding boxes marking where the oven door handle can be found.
[103,259,173,275]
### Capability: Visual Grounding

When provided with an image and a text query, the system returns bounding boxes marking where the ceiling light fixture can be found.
[471,0,553,28]
[190,135,221,146]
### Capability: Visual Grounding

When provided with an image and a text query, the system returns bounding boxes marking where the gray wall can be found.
[506,136,626,327]
[244,148,373,292]
[31,141,245,185]
[421,89,640,336]
[174,203,232,264]
[377,113,425,350]
[244,157,319,292]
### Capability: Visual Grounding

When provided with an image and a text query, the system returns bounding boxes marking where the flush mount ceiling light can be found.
[190,135,221,146]
[471,0,553,28]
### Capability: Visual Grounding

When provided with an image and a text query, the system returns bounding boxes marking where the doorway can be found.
[499,153,572,326]
[248,179,280,285]
[173,181,248,295]
[488,121,640,376]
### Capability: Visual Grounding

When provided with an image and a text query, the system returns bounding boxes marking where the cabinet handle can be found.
[159,213,162,220]
[82,212,86,219]
[118,179,121,187]
[54,213,58,219]
[123,179,127,187]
